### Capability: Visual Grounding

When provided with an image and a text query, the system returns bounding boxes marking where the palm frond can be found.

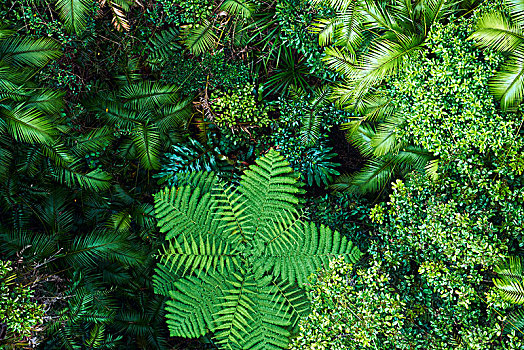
[132,123,161,170]
[182,21,218,55]
[148,27,181,61]
[220,0,257,19]
[494,256,524,305]
[470,11,524,52]
[154,98,192,132]
[119,81,179,110]
[66,229,144,267]
[55,0,92,34]
[489,48,524,111]
[0,36,61,68]
[355,34,425,92]
[1,105,56,144]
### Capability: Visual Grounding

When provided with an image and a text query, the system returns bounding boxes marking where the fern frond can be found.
[84,324,105,348]
[163,272,226,338]
[213,271,260,348]
[258,222,361,286]
[213,182,253,244]
[257,210,304,255]
[153,262,181,297]
[154,172,219,241]
[159,234,240,276]
[240,278,295,350]
[239,149,303,228]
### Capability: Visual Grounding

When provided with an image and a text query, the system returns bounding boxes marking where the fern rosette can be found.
[152,149,361,349]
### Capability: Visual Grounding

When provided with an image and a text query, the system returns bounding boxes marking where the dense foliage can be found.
[1,0,524,349]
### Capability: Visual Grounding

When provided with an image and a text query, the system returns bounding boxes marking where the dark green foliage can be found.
[156,138,235,186]
[153,150,361,349]
[160,52,252,96]
[306,191,371,250]
[300,146,340,187]
[3,0,524,349]
[270,87,349,187]
[263,47,310,96]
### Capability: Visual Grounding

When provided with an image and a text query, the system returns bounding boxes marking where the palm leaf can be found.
[182,21,218,55]
[132,123,161,170]
[1,105,56,144]
[220,0,257,19]
[119,81,179,110]
[489,48,524,111]
[494,256,524,305]
[470,11,524,52]
[148,27,181,61]
[0,36,62,68]
[55,0,92,34]
[355,34,425,92]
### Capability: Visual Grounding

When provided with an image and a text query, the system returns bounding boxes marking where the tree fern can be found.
[493,256,524,333]
[153,150,362,349]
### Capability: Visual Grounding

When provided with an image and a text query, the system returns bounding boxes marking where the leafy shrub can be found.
[157,0,214,24]
[291,258,407,350]
[294,17,524,349]
[209,84,271,129]
[160,52,252,96]
[295,176,522,349]
[0,260,45,347]
[152,150,362,349]
[270,90,350,187]
[306,191,371,250]
[275,0,334,79]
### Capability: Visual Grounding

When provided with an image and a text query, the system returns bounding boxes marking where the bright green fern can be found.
[152,150,362,349]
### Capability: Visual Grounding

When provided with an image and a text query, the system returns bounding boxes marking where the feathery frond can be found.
[55,0,92,34]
